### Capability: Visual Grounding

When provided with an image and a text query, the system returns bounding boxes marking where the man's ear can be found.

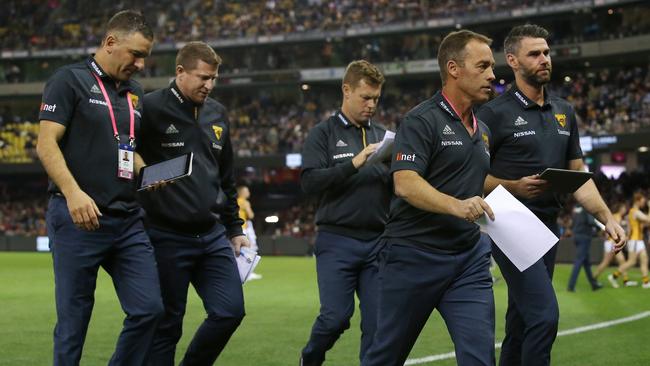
[447,59,460,80]
[505,53,518,70]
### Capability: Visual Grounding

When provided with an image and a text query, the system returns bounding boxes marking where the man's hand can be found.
[65,189,102,231]
[453,196,495,222]
[511,174,548,199]
[351,143,379,169]
[605,218,626,252]
[230,235,250,256]
[143,180,174,192]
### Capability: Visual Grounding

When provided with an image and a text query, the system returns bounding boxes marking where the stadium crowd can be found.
[1,64,649,160]
[1,0,648,58]
[0,0,586,51]
[0,182,46,236]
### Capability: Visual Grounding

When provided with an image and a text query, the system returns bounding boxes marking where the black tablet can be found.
[539,168,593,194]
[137,152,193,191]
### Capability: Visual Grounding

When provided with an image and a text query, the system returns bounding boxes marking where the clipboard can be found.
[538,168,592,194]
[137,152,193,191]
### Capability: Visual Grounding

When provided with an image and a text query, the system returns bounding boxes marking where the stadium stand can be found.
[1,0,649,244]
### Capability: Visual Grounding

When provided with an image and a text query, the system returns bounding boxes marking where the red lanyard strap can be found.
[92,73,135,145]
[441,91,477,133]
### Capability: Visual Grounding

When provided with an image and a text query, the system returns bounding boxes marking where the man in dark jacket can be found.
[300,60,391,366]
[138,42,248,366]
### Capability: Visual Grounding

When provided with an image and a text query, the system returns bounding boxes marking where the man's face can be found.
[455,40,496,103]
[107,32,152,81]
[342,79,382,124]
[176,60,218,105]
[508,37,552,87]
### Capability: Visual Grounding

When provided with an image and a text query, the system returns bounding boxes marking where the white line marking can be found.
[404,311,650,365]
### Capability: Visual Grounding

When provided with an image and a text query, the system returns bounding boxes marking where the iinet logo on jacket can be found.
[41,103,57,112]
[395,152,416,162]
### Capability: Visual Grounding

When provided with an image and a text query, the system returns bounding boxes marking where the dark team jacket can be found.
[477,84,583,220]
[38,57,144,214]
[301,111,392,241]
[384,91,492,253]
[137,81,244,237]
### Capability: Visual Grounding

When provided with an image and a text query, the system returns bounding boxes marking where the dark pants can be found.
[362,239,495,366]
[492,220,560,366]
[47,196,164,366]
[147,225,245,366]
[567,237,597,291]
[301,231,381,365]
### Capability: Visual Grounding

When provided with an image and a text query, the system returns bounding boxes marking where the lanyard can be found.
[92,73,135,146]
[441,91,477,133]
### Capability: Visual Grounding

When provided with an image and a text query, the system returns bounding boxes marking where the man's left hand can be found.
[230,235,250,256]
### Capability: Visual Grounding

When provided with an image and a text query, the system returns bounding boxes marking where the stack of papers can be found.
[483,185,559,272]
[367,130,395,164]
[236,247,261,283]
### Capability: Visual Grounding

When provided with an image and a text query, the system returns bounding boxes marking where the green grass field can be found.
[0,252,649,365]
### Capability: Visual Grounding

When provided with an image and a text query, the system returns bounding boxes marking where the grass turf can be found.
[0,253,649,365]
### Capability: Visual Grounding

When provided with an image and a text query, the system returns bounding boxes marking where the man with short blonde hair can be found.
[300,60,391,365]
[342,60,385,89]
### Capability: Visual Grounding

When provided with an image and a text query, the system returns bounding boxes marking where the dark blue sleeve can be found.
[566,105,583,161]
[390,114,435,176]
[38,69,77,126]
[219,112,245,238]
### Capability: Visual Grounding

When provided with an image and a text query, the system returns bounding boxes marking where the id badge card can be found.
[118,143,134,180]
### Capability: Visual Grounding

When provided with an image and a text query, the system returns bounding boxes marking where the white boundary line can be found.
[404,311,650,365]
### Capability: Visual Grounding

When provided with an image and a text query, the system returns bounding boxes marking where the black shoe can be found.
[592,282,603,291]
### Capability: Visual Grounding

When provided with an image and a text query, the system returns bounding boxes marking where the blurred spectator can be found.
[0,182,47,236]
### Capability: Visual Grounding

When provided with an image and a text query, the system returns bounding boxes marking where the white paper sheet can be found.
[236,247,261,283]
[367,130,395,164]
[484,185,559,272]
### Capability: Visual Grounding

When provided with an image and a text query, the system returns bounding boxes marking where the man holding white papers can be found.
[362,30,496,366]
[300,60,391,365]
[138,42,248,365]
[477,24,625,366]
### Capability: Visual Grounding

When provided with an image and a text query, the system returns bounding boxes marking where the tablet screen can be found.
[138,153,192,189]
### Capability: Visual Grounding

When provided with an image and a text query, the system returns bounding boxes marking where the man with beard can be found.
[137,41,248,365]
[300,60,391,365]
[477,24,626,366]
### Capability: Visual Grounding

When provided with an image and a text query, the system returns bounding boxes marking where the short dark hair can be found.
[105,10,153,41]
[504,24,549,55]
[438,30,492,84]
[176,41,222,71]
[342,60,385,89]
